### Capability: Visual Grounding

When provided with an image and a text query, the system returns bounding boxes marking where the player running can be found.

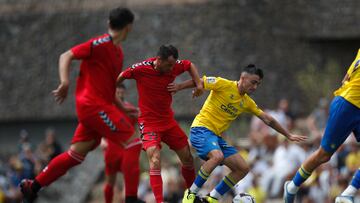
[102,84,144,203]
[284,49,360,203]
[169,64,306,203]
[117,44,203,203]
[19,7,135,203]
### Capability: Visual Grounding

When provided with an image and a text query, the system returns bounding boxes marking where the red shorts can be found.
[140,122,189,151]
[104,138,142,175]
[71,104,135,149]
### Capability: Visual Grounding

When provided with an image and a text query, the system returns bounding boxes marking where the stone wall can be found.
[0,0,359,121]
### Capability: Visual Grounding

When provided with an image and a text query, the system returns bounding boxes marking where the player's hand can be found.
[52,82,69,104]
[286,134,307,142]
[167,83,181,95]
[192,84,204,98]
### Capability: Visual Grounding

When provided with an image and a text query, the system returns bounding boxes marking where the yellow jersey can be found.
[334,49,360,108]
[191,76,263,136]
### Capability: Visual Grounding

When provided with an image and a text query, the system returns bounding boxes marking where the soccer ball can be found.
[233,193,255,203]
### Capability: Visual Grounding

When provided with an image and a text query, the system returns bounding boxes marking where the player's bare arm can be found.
[341,73,350,84]
[188,63,204,97]
[52,50,75,104]
[167,79,204,96]
[257,111,307,142]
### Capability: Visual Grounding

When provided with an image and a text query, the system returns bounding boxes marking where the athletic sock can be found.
[190,167,210,193]
[103,183,114,203]
[181,164,195,188]
[149,169,163,203]
[210,175,236,199]
[35,150,84,187]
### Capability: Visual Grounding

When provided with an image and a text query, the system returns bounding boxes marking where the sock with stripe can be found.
[149,168,163,203]
[210,175,236,199]
[189,167,210,193]
[35,150,84,187]
[288,165,312,194]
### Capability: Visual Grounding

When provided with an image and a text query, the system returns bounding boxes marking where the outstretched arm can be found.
[257,112,307,142]
[188,63,204,97]
[52,50,75,104]
[167,79,205,96]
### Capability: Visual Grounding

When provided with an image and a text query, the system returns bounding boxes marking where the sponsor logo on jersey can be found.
[206,77,216,84]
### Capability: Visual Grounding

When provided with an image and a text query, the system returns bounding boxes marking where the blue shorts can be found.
[321,96,360,153]
[190,127,238,161]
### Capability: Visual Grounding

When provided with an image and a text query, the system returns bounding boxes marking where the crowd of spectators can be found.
[1,98,360,203]
[0,128,63,203]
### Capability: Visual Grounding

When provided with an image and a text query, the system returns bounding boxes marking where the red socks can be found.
[122,144,142,197]
[103,183,114,203]
[35,150,84,186]
[149,169,163,203]
[181,164,195,188]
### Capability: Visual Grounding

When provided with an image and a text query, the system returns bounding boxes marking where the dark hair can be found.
[242,64,264,79]
[109,7,134,30]
[116,83,126,89]
[157,44,179,60]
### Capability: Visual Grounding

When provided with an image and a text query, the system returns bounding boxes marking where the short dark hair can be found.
[109,7,134,30]
[157,44,179,60]
[116,83,126,89]
[242,64,264,79]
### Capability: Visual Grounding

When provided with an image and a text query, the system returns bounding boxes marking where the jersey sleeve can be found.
[244,96,263,116]
[173,60,192,76]
[70,40,92,59]
[203,76,229,91]
[347,49,360,75]
[120,67,136,79]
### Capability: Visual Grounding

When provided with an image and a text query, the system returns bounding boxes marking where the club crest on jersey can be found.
[92,36,111,46]
[206,77,216,84]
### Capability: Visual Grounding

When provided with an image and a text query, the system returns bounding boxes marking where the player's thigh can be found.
[82,105,135,145]
[321,97,360,153]
[71,123,102,152]
[161,124,188,151]
[190,127,222,160]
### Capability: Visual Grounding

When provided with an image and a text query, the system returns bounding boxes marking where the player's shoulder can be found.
[130,58,155,70]
[90,34,112,47]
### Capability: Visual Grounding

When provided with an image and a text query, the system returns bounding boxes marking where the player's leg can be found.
[205,138,244,201]
[284,96,359,203]
[182,127,224,203]
[103,142,122,203]
[122,139,144,203]
[21,124,100,203]
[142,129,163,203]
[163,124,195,189]
[86,105,135,146]
[104,173,117,203]
[336,124,360,202]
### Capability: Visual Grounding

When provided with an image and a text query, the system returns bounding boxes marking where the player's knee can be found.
[209,151,224,164]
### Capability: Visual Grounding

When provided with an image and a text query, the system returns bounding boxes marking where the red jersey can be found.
[71,33,124,109]
[121,58,191,131]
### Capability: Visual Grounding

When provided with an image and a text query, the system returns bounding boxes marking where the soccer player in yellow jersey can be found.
[169,64,306,203]
[284,49,360,203]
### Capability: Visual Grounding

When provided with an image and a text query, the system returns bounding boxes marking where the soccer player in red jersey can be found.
[102,84,144,203]
[117,44,204,203]
[19,7,135,203]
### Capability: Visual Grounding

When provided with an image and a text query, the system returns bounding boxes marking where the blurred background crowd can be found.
[0,98,359,203]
